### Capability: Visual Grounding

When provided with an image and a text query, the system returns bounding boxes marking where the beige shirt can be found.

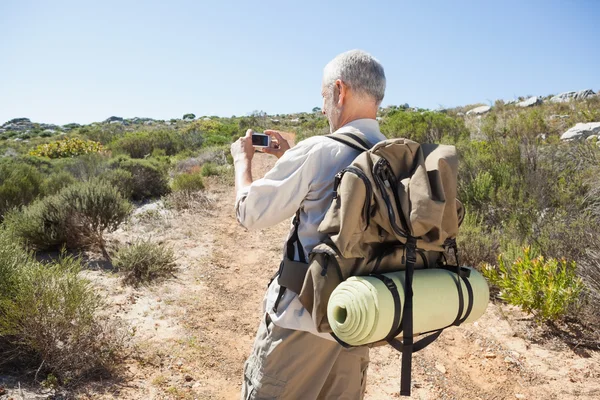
[236,119,386,337]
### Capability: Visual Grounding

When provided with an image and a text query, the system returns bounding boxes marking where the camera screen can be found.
[252,134,269,146]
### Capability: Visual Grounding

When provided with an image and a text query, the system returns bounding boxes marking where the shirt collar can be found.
[333,118,384,146]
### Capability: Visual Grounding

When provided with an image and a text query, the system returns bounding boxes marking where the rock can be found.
[561,122,600,140]
[62,123,81,130]
[290,118,300,124]
[551,89,596,103]
[504,356,517,364]
[515,394,526,399]
[505,99,519,105]
[185,375,193,382]
[3,117,31,125]
[435,363,447,374]
[104,116,123,123]
[484,352,497,359]
[3,148,18,157]
[517,96,542,107]
[586,135,598,141]
[549,114,570,120]
[270,119,280,123]
[466,105,491,116]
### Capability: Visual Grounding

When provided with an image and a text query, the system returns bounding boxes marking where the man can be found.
[231,50,387,399]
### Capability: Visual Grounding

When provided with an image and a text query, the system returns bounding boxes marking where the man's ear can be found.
[335,79,348,106]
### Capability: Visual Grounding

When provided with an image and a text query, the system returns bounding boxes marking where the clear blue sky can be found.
[1,0,598,125]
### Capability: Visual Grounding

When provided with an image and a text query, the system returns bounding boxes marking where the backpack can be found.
[276,132,474,397]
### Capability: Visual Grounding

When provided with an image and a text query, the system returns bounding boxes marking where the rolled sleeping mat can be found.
[327,267,489,346]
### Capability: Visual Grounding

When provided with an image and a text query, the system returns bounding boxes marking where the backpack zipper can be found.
[335,166,373,229]
[374,159,409,238]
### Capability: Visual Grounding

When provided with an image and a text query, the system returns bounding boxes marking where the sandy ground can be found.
[3,149,599,400]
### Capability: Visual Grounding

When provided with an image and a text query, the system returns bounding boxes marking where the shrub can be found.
[109,157,171,201]
[113,239,176,286]
[0,161,44,219]
[42,170,76,195]
[77,124,125,145]
[456,212,500,268]
[482,247,585,322]
[5,180,131,251]
[51,153,110,181]
[171,170,205,192]
[201,162,219,177]
[163,190,214,212]
[109,130,184,158]
[380,110,468,143]
[29,137,104,159]
[98,168,135,199]
[0,230,121,382]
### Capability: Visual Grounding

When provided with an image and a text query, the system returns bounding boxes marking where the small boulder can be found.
[551,89,595,103]
[561,122,600,140]
[517,96,542,107]
[104,116,124,123]
[466,105,492,116]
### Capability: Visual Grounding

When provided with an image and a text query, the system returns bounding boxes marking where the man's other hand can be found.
[231,129,255,163]
[263,130,291,159]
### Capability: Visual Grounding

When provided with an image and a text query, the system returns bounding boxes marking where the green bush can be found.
[98,168,135,199]
[109,157,171,201]
[201,162,219,177]
[51,153,110,181]
[42,171,77,196]
[483,247,585,322]
[5,180,131,251]
[113,239,176,286]
[171,170,205,192]
[456,212,500,268]
[109,130,184,158]
[0,230,120,382]
[380,110,468,143]
[0,161,44,219]
[29,137,104,158]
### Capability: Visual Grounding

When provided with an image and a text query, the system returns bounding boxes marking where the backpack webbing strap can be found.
[371,274,402,341]
[326,132,372,152]
[286,210,306,263]
[274,210,307,312]
[400,235,417,396]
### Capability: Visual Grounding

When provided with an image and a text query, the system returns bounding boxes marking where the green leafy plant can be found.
[0,230,122,382]
[171,169,205,192]
[108,156,171,200]
[4,180,131,252]
[483,247,585,322]
[113,239,176,286]
[29,137,104,158]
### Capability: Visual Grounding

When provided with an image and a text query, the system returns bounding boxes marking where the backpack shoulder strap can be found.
[326,132,372,152]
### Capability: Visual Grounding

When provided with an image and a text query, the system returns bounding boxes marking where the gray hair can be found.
[323,49,386,105]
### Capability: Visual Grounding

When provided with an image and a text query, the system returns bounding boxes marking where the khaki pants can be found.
[241,313,370,400]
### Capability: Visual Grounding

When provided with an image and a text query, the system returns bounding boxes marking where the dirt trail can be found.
[76,152,599,400]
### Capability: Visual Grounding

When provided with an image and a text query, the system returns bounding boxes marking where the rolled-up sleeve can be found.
[235,140,320,230]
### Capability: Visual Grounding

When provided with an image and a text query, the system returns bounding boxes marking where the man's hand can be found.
[263,130,291,159]
[231,129,255,163]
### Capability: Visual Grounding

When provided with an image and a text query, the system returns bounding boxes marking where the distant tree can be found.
[312,106,322,113]
[183,113,196,120]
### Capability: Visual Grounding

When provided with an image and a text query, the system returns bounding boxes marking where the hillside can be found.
[0,90,599,399]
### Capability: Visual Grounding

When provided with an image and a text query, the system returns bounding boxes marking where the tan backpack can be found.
[276,132,467,396]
